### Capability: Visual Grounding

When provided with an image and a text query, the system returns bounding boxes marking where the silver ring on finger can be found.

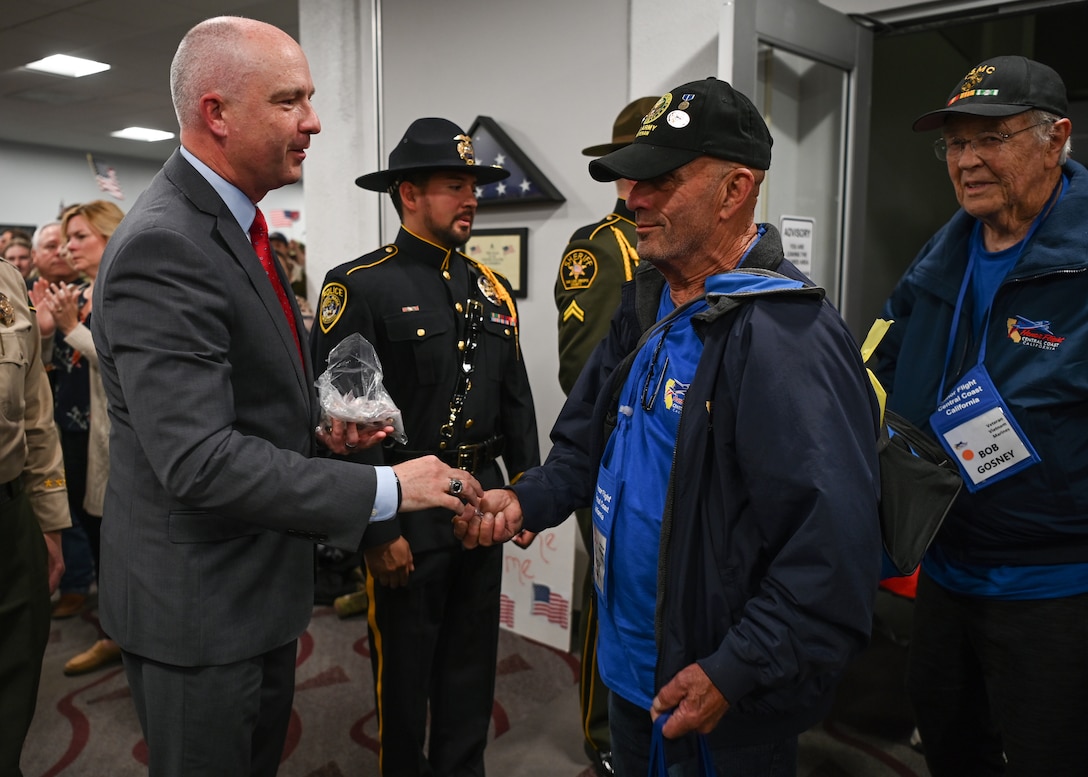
[448,477,463,496]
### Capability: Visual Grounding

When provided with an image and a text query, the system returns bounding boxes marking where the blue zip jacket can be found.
[871,159,1088,567]
[515,225,882,746]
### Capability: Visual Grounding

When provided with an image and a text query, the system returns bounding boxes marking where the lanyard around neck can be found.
[937,175,1067,405]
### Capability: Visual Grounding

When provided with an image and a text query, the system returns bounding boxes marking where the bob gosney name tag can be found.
[930,367,1039,493]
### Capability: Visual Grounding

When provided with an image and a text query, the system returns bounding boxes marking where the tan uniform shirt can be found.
[0,261,70,532]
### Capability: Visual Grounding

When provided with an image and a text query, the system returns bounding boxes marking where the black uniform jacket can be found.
[311,227,540,553]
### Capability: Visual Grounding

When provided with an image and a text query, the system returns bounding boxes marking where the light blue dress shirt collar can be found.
[179,146,257,233]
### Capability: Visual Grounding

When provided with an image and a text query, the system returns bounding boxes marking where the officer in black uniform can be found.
[311,117,540,777]
[553,95,656,777]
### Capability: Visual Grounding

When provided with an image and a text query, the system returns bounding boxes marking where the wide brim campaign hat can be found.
[912,55,1068,132]
[589,77,772,183]
[355,117,510,191]
[581,96,661,157]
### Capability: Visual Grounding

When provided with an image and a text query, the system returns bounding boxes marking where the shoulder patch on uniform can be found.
[560,249,598,291]
[562,299,585,323]
[0,292,14,326]
[319,282,348,334]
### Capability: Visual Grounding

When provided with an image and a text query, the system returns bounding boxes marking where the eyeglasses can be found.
[933,119,1055,161]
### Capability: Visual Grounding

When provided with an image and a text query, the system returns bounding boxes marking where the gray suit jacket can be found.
[92,150,375,666]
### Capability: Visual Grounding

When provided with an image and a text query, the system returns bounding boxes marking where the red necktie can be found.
[250,207,303,364]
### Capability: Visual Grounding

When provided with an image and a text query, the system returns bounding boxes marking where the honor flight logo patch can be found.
[560,249,598,291]
[1007,315,1065,351]
[664,378,689,414]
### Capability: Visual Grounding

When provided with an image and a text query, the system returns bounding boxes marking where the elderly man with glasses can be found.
[868,56,1087,776]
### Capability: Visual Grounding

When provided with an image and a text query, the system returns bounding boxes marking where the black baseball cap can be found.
[912,55,1068,132]
[588,77,772,182]
[355,117,510,191]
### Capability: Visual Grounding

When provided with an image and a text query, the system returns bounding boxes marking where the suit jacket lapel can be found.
[163,152,312,398]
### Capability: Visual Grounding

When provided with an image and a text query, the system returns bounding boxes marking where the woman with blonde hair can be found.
[32,199,125,675]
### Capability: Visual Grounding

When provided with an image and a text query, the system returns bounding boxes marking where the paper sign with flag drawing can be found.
[499,593,516,629]
[531,583,569,629]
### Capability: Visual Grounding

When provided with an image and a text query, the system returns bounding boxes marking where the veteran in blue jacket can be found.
[869,56,1088,776]
[456,77,882,776]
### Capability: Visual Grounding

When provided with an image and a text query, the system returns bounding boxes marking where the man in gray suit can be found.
[91,16,480,777]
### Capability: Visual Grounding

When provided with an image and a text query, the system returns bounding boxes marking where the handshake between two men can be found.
[316,416,486,519]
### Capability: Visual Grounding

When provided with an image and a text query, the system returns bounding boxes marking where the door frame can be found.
[722,0,873,333]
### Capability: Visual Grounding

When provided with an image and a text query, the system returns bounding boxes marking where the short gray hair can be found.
[31,221,60,249]
[169,16,249,130]
[1028,109,1072,164]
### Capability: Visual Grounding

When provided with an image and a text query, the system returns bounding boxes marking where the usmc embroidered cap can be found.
[355,117,510,191]
[588,77,772,182]
[912,55,1068,132]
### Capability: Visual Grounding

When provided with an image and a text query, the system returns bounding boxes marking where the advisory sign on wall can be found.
[779,215,814,277]
[498,515,576,651]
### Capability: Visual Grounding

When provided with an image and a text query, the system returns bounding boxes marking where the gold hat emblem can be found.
[455,134,476,166]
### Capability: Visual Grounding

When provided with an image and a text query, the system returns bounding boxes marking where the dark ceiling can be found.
[0,0,297,163]
[0,1,1082,165]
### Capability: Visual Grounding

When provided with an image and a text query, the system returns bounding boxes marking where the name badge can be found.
[929,365,1039,492]
[592,466,620,600]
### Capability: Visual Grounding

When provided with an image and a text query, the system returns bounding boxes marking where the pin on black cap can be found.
[912,55,1068,132]
[588,77,772,182]
[355,117,510,191]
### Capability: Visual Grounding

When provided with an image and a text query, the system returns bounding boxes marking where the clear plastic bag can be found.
[315,332,407,444]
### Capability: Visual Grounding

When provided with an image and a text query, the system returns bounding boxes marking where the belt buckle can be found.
[456,445,477,474]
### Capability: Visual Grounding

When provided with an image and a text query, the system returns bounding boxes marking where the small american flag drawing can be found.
[531,583,568,629]
[499,593,515,629]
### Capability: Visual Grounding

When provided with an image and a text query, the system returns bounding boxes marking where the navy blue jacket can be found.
[515,225,882,745]
[871,160,1088,567]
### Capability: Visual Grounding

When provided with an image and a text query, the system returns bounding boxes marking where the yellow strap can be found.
[611,226,639,281]
[860,319,894,425]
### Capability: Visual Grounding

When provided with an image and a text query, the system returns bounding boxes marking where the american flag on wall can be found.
[531,583,569,629]
[467,116,564,207]
[499,593,516,629]
[86,154,124,200]
[268,209,300,228]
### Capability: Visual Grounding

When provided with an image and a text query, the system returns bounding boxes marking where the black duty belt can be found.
[384,435,505,475]
[1,477,24,505]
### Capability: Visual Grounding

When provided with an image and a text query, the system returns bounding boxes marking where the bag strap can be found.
[859,318,893,425]
[648,712,717,777]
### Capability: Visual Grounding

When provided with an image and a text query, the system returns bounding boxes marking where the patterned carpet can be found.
[21,602,580,777]
[21,592,930,776]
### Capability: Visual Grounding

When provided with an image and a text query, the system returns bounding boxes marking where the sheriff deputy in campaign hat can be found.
[355,117,508,196]
[310,117,540,777]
